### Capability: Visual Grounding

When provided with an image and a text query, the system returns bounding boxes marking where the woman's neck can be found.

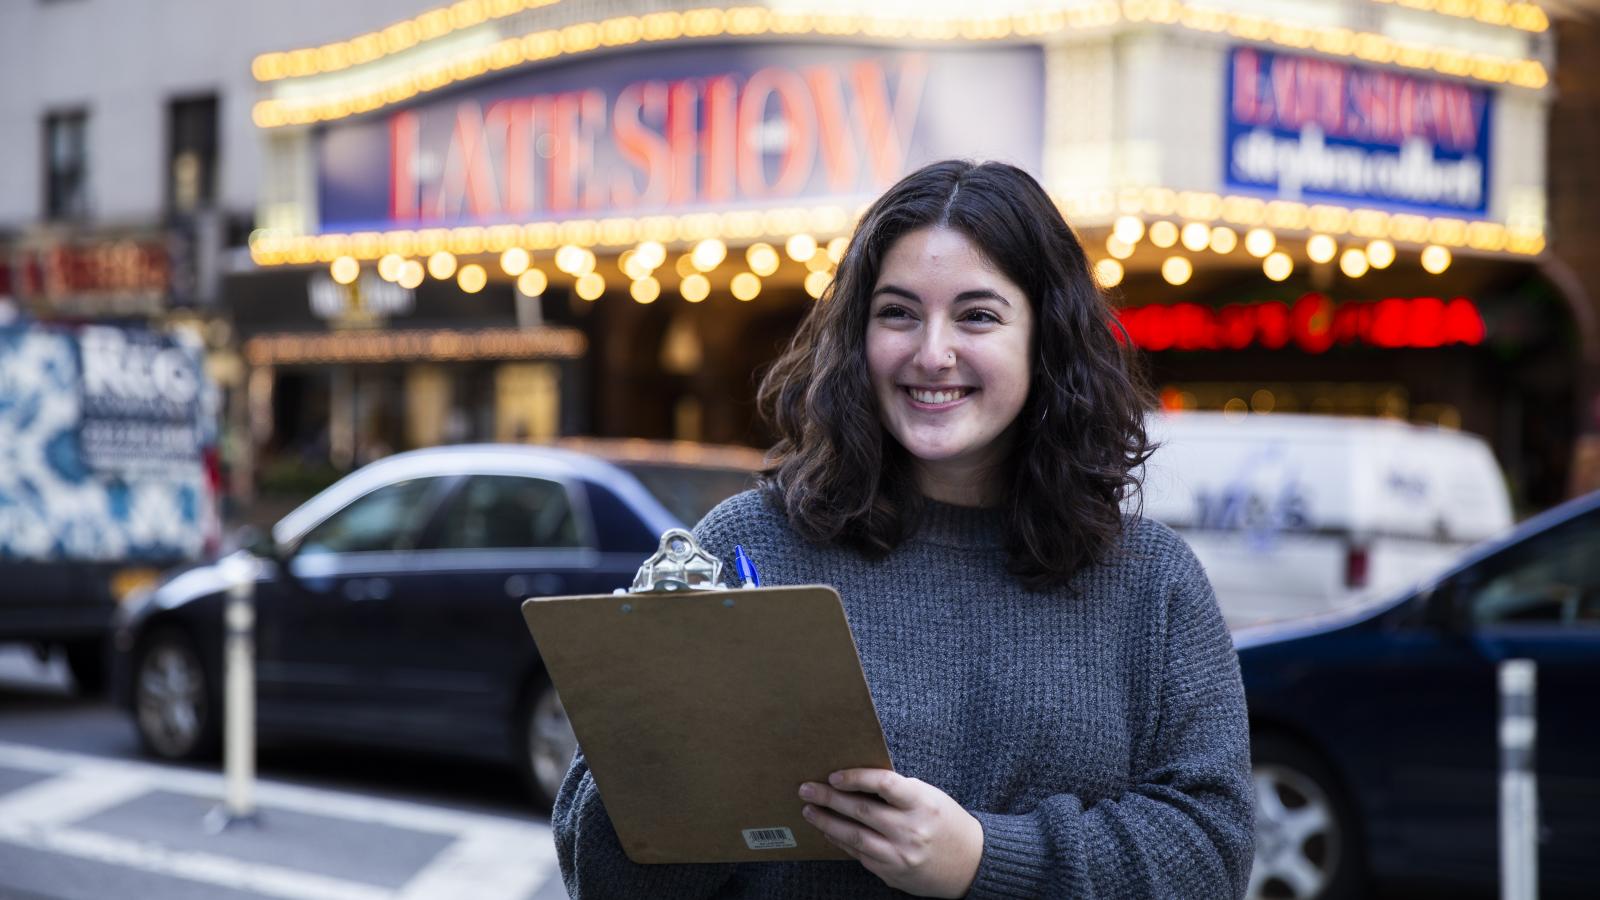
[913,456,1008,507]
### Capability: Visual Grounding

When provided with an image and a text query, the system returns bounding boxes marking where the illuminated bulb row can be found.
[331,233,851,304]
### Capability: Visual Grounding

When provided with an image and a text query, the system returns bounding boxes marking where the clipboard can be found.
[520,529,893,864]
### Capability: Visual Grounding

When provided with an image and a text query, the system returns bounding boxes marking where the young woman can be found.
[555,160,1254,899]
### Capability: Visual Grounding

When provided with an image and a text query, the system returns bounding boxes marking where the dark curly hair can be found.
[755,159,1155,591]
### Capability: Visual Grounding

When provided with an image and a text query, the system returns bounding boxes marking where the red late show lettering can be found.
[387,55,930,223]
[613,81,671,208]
[390,111,420,221]
[433,102,501,219]
[1231,48,1483,152]
[738,67,817,199]
[485,99,534,217]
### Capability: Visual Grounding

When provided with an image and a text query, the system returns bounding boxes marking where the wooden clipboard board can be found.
[522,579,893,864]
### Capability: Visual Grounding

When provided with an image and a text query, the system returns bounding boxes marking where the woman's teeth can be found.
[908,388,969,404]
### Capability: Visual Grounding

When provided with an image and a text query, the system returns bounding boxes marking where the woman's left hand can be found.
[798,769,984,899]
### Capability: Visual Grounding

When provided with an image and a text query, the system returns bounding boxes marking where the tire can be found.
[1248,733,1366,900]
[64,638,108,696]
[516,671,578,812]
[132,627,220,761]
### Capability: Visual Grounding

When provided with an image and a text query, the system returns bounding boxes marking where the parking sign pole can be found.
[1499,659,1537,900]
[207,553,261,832]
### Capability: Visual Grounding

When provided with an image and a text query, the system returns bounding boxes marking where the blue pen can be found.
[733,544,761,588]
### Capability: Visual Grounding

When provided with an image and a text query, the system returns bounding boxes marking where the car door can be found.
[375,473,614,750]
[1453,509,1600,893]
[255,474,451,736]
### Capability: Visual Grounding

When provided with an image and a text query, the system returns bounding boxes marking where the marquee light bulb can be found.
[457,263,487,294]
[1181,222,1210,253]
[826,236,849,265]
[1339,248,1370,278]
[573,249,597,276]
[575,272,605,300]
[1106,236,1135,260]
[804,269,832,299]
[499,247,530,276]
[1094,258,1124,288]
[746,242,780,277]
[1148,221,1179,249]
[1421,244,1452,274]
[330,256,360,285]
[1367,239,1396,269]
[621,251,653,281]
[398,259,425,289]
[554,244,586,275]
[1112,215,1144,245]
[785,233,818,262]
[1264,252,1293,281]
[427,251,457,280]
[634,240,667,270]
[516,268,548,297]
[1307,234,1338,264]
[679,273,710,302]
[630,276,661,304]
[1210,227,1238,255]
[377,253,405,281]
[1245,228,1276,258]
[691,239,727,272]
[1160,256,1192,286]
[731,272,761,301]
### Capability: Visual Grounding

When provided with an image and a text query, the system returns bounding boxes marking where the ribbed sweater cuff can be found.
[965,810,1052,899]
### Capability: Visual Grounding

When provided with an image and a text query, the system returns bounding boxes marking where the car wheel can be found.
[133,628,219,761]
[517,672,578,812]
[1248,734,1364,900]
[64,638,108,695]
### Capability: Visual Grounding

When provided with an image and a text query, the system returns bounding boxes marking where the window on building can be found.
[44,109,88,220]
[167,95,218,214]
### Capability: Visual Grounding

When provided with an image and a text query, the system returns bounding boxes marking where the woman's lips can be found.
[902,387,972,413]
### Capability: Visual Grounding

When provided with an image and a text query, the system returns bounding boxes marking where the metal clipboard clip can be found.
[623,528,729,594]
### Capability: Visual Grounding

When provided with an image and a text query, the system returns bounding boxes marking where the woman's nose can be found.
[913,324,955,372]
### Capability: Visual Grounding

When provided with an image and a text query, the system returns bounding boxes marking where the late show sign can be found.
[316,43,1043,232]
[1224,47,1492,216]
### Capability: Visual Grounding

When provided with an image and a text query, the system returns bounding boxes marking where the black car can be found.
[1239,489,1600,899]
[112,444,754,809]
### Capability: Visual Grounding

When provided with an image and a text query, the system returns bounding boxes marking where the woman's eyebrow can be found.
[871,285,1012,307]
[953,289,1011,307]
[871,284,921,303]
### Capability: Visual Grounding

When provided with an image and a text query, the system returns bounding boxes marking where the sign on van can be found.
[0,322,211,562]
[77,326,204,475]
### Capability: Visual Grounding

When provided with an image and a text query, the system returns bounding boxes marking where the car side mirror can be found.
[230,525,284,562]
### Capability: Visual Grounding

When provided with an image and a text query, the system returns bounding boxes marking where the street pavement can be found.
[0,649,573,900]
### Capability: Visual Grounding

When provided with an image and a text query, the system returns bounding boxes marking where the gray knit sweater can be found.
[554,489,1254,899]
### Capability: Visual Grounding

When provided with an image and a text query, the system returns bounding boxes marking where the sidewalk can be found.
[0,741,568,900]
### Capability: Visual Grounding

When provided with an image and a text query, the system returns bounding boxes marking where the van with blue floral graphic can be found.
[1,320,219,692]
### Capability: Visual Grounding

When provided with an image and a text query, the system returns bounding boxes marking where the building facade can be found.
[242,0,1578,507]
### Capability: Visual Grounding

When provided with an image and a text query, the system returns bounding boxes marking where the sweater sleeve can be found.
[963,540,1255,900]
[551,497,755,898]
[552,748,738,898]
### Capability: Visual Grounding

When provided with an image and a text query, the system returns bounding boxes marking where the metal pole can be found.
[207,553,261,832]
[1499,659,1537,900]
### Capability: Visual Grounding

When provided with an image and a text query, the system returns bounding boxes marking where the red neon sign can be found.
[1115,293,1486,353]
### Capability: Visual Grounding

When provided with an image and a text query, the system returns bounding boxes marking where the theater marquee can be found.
[316,43,1044,233]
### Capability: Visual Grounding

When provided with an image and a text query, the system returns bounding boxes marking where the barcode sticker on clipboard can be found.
[742,827,798,850]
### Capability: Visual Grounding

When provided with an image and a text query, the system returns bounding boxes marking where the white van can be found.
[1137,412,1513,627]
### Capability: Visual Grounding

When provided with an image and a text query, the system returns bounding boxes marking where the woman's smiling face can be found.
[866,226,1034,503]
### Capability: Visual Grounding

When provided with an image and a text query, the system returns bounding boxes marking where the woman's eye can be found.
[875,305,911,320]
[963,310,1001,324]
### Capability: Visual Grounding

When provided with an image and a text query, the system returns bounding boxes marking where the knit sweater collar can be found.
[910,496,1007,551]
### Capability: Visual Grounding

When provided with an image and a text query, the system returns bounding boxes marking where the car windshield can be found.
[616,463,758,527]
